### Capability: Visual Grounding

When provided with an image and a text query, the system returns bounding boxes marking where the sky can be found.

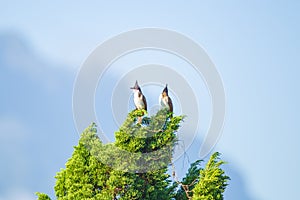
[0,0,300,199]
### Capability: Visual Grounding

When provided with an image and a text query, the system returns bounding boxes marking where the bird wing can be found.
[142,95,147,111]
[167,96,173,113]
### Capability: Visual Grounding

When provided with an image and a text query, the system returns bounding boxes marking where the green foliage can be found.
[113,109,183,172]
[192,152,230,200]
[108,109,183,199]
[36,192,51,200]
[54,123,112,199]
[36,109,230,200]
[174,160,203,200]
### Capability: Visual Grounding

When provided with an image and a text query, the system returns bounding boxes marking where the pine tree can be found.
[54,123,112,199]
[35,192,51,200]
[192,152,230,200]
[109,109,183,199]
[36,110,230,200]
[174,160,203,200]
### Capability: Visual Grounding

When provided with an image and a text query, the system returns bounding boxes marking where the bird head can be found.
[162,84,168,96]
[130,80,141,92]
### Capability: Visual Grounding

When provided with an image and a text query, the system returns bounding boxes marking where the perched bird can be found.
[130,80,147,111]
[159,84,173,113]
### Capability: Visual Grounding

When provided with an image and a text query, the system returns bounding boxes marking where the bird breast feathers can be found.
[159,95,170,108]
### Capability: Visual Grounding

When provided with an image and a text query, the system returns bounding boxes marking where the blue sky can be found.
[0,1,300,199]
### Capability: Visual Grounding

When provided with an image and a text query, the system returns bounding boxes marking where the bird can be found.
[130,80,147,111]
[159,84,173,113]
